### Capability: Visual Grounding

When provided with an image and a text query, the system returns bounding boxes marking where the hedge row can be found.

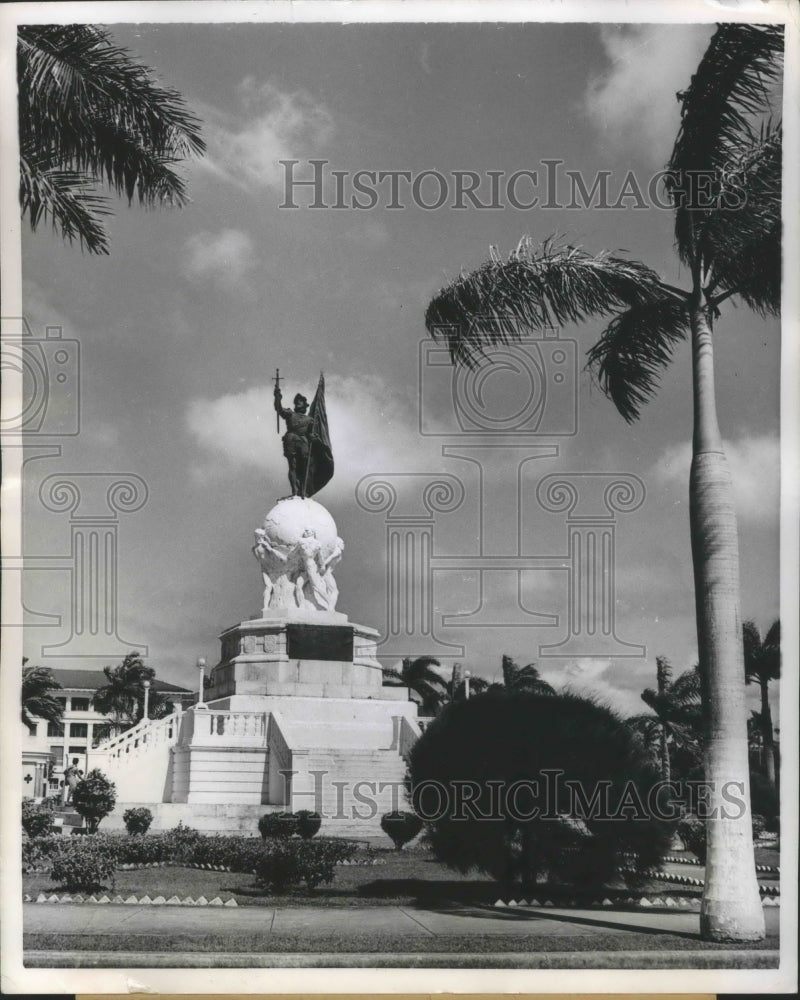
[23,828,360,892]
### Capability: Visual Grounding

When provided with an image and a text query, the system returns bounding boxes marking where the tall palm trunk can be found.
[660,724,671,784]
[759,678,776,784]
[688,299,764,941]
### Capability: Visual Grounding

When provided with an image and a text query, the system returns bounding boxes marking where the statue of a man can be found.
[293,529,329,609]
[274,386,314,497]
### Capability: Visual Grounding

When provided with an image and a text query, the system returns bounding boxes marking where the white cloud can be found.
[654,432,780,524]
[183,228,256,287]
[196,79,334,192]
[185,373,437,494]
[537,657,646,717]
[585,25,711,165]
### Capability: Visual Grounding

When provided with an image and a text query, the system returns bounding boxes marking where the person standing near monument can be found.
[62,758,83,805]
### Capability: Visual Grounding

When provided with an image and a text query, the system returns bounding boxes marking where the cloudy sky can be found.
[19,19,781,720]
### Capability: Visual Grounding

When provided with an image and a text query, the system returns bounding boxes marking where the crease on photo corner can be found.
[125,976,157,993]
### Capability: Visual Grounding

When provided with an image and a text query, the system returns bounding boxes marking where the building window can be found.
[56,697,67,711]
[50,746,64,765]
[27,723,38,736]
[69,723,88,739]
[71,697,90,711]
[47,721,65,737]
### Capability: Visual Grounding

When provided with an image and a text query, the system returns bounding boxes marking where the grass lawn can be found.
[24,846,502,907]
[23,841,780,910]
[23,842,781,959]
[23,931,778,955]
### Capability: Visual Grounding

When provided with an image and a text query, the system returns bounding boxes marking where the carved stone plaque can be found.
[286,624,353,662]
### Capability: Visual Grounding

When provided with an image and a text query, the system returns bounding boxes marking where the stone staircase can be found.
[290,747,412,837]
[87,703,421,837]
[88,710,185,804]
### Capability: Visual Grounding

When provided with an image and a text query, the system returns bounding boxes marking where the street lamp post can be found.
[196,657,207,709]
[142,679,151,720]
[464,670,471,700]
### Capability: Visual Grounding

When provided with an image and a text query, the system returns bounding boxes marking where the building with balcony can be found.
[22,668,193,799]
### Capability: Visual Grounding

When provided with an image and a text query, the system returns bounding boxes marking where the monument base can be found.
[206,614,389,701]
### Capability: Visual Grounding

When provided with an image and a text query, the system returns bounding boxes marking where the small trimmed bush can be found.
[254,838,358,892]
[22,833,74,872]
[295,810,322,840]
[677,815,706,863]
[258,811,298,840]
[123,807,153,836]
[751,813,767,840]
[160,822,201,862]
[71,769,116,834]
[380,810,423,850]
[22,797,56,838]
[50,839,117,890]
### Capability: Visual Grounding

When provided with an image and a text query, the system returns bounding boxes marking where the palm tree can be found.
[424,24,782,941]
[500,654,555,695]
[743,619,780,783]
[382,657,447,715]
[21,658,63,733]
[628,658,702,782]
[445,664,491,702]
[91,651,155,735]
[17,24,205,254]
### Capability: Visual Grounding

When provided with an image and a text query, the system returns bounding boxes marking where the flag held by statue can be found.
[305,374,334,497]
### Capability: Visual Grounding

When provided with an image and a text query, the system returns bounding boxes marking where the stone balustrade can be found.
[189,709,268,746]
[94,707,184,763]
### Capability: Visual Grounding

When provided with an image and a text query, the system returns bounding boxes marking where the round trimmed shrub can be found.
[295,810,322,840]
[408,688,676,895]
[50,839,117,890]
[123,807,153,836]
[258,811,298,840]
[71,769,116,834]
[254,838,358,892]
[380,811,423,850]
[751,813,766,841]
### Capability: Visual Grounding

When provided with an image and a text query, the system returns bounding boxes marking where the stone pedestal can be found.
[205,613,398,703]
[96,493,422,832]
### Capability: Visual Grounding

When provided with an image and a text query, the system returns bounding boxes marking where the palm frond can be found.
[704,123,781,314]
[426,236,665,368]
[667,23,783,267]
[743,617,781,683]
[764,619,780,650]
[586,295,690,422]
[670,667,702,704]
[742,619,763,680]
[20,153,111,253]
[21,665,63,730]
[17,24,205,252]
[17,25,205,159]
